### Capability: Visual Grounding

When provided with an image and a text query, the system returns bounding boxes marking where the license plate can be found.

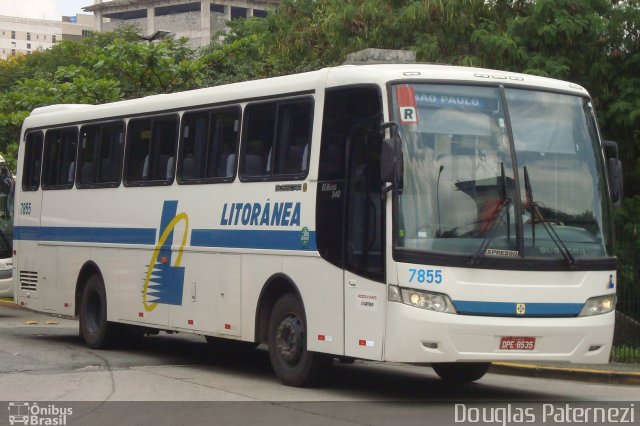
[500,336,536,350]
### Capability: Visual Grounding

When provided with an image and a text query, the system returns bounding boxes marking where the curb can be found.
[0,298,20,309]
[491,362,640,386]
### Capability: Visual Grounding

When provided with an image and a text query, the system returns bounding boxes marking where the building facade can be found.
[83,0,280,48]
[0,15,93,60]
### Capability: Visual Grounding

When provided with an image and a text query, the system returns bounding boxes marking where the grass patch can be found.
[611,345,640,363]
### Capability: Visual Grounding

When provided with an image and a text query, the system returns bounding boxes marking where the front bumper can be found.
[384,301,614,364]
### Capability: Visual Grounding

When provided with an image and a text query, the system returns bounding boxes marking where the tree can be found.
[0,27,204,169]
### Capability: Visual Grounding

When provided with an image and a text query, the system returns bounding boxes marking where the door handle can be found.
[348,279,357,288]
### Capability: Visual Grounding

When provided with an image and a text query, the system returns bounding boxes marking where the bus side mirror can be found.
[380,122,403,195]
[603,140,623,208]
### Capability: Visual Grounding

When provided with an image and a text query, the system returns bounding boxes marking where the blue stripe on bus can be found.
[14,226,157,245]
[191,229,317,251]
[14,226,317,251]
[452,300,583,317]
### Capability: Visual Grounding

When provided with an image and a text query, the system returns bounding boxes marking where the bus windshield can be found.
[393,83,613,264]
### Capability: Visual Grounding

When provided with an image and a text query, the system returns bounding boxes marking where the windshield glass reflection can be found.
[506,89,612,258]
[393,84,612,262]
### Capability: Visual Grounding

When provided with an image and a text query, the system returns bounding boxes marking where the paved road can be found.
[0,305,638,425]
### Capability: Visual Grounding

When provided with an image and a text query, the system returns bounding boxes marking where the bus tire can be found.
[431,362,491,383]
[267,293,330,387]
[79,274,114,349]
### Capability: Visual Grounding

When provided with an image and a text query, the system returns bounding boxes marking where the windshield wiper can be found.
[523,166,576,269]
[469,163,511,266]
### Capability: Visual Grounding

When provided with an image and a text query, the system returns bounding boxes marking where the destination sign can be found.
[414,92,498,111]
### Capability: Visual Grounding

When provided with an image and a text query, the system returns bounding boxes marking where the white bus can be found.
[14,64,621,386]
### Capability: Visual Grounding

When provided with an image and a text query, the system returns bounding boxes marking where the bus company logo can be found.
[516,303,526,315]
[8,402,73,425]
[143,200,189,312]
[300,227,310,247]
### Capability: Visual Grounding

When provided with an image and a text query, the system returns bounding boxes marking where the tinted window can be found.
[179,108,240,183]
[242,103,276,178]
[78,122,124,188]
[125,116,178,185]
[345,118,384,281]
[241,98,312,180]
[316,87,382,271]
[22,131,43,191]
[42,128,78,189]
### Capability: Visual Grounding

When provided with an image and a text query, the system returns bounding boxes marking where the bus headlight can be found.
[579,294,616,317]
[388,285,456,314]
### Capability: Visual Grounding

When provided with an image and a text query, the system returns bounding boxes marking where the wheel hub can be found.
[276,315,303,366]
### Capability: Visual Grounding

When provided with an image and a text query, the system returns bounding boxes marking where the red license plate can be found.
[500,336,536,350]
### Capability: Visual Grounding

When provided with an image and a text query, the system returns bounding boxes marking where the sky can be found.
[0,0,94,21]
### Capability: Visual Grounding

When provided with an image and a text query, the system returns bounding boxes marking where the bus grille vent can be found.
[19,271,38,291]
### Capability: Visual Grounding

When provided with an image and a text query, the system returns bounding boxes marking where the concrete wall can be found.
[156,11,202,41]
[103,18,146,33]
[91,1,276,48]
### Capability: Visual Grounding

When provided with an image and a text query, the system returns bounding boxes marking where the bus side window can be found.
[208,109,240,179]
[150,117,178,181]
[78,125,100,186]
[42,127,78,190]
[125,118,151,184]
[274,100,312,176]
[242,103,276,178]
[125,115,177,186]
[179,107,240,183]
[78,122,124,188]
[241,98,312,180]
[22,131,44,191]
[99,123,124,184]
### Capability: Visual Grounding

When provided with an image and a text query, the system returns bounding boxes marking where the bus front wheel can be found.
[267,293,330,387]
[431,362,491,383]
[79,274,114,349]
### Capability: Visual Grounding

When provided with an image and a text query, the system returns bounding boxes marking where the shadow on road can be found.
[23,331,558,401]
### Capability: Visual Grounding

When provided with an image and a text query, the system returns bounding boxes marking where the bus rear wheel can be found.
[79,274,114,349]
[431,362,491,383]
[267,293,330,387]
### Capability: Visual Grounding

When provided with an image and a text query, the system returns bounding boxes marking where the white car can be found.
[0,256,12,298]
[0,155,13,298]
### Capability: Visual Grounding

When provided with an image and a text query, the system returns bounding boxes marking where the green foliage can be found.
[0,27,204,167]
[613,196,640,322]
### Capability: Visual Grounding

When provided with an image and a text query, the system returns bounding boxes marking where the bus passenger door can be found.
[343,120,386,360]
